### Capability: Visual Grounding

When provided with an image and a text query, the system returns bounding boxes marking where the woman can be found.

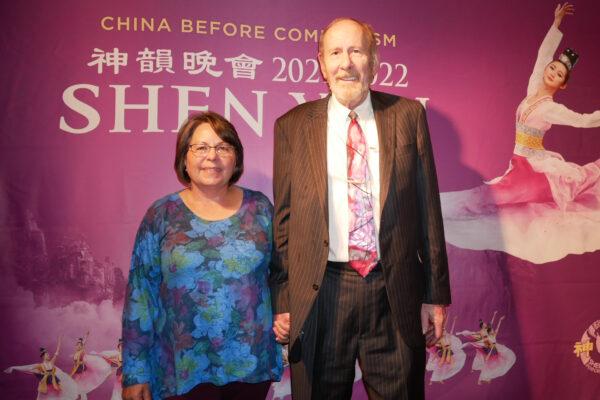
[70,331,113,399]
[92,339,123,400]
[4,336,79,400]
[426,316,466,384]
[122,111,282,400]
[458,315,515,384]
[442,3,600,263]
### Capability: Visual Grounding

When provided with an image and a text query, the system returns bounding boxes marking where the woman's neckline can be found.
[524,94,552,106]
[177,186,246,222]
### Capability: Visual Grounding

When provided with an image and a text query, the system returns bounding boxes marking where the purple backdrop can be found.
[1,1,600,399]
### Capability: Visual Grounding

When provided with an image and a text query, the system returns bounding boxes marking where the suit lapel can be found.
[372,92,395,210]
[305,97,329,224]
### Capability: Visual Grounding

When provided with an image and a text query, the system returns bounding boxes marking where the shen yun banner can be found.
[1,1,599,399]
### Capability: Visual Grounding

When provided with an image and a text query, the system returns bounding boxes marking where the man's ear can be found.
[318,53,327,81]
[370,54,380,84]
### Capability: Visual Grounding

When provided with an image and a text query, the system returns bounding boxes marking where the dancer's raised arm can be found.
[527,3,574,96]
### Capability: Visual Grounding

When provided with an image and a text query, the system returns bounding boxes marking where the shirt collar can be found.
[328,91,374,122]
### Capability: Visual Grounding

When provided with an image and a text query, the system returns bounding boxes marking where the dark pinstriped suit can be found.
[270,90,451,399]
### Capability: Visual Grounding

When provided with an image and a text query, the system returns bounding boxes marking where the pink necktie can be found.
[347,111,378,277]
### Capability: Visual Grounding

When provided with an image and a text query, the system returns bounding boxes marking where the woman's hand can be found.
[55,334,63,356]
[554,3,575,28]
[123,383,152,400]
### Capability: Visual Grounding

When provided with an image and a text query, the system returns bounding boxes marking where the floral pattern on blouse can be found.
[122,188,282,399]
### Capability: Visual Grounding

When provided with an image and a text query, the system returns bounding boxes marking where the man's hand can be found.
[123,383,152,400]
[273,312,291,344]
[421,304,447,346]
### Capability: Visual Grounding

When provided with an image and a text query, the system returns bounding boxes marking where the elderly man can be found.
[270,17,451,399]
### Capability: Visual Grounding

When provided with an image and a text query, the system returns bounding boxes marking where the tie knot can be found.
[349,111,358,121]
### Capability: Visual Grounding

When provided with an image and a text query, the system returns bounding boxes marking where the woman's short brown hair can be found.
[174,111,244,186]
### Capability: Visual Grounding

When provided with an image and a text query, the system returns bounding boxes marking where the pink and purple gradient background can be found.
[1,0,600,399]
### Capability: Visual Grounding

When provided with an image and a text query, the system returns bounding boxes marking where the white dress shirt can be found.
[327,92,381,261]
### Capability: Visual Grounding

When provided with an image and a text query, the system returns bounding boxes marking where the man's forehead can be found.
[328,18,362,31]
[322,20,367,47]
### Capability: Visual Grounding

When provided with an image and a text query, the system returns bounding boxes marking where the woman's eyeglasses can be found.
[188,144,234,158]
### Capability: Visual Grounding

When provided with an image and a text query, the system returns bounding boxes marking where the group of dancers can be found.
[426,312,516,385]
[4,333,122,400]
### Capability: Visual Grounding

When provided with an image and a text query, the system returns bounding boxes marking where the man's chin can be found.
[332,88,368,109]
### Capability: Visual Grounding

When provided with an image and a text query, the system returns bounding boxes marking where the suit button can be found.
[323,240,329,247]
[312,284,319,291]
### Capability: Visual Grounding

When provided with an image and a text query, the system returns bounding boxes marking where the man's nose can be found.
[340,52,352,69]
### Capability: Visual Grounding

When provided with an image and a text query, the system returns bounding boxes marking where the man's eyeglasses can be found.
[188,144,234,158]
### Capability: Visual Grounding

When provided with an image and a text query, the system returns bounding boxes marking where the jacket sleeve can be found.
[415,104,451,305]
[270,117,291,313]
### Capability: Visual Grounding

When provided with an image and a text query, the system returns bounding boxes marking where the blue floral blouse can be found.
[122,188,282,399]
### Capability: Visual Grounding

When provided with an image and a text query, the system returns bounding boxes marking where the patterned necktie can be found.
[347,111,378,277]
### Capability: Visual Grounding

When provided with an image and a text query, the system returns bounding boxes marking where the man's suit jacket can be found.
[270,90,451,396]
